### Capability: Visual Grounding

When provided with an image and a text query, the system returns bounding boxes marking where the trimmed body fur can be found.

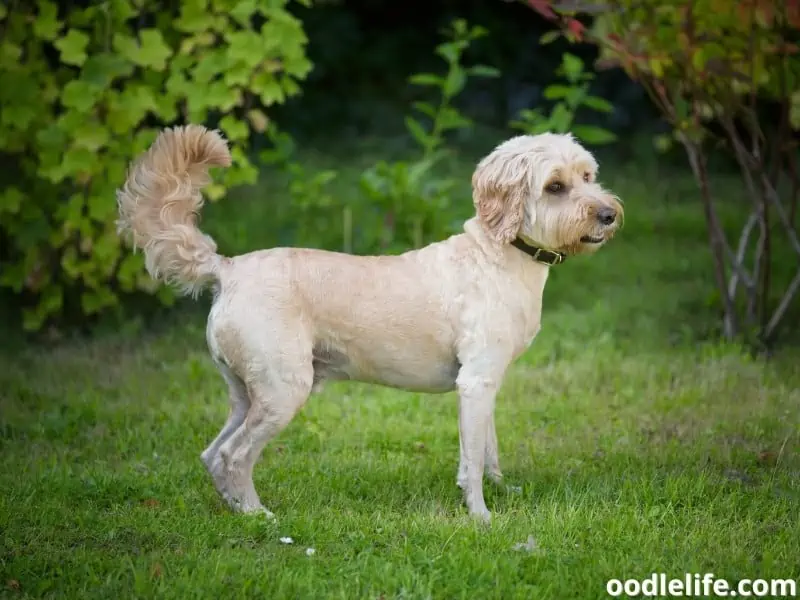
[116,125,622,521]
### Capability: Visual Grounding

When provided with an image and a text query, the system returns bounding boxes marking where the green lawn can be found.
[1,142,799,599]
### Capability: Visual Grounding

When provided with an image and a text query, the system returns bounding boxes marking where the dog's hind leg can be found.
[208,349,313,516]
[201,361,250,472]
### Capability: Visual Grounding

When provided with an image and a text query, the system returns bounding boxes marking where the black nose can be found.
[597,207,616,225]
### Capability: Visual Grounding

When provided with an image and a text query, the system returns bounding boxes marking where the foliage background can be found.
[1,0,798,345]
[1,3,798,598]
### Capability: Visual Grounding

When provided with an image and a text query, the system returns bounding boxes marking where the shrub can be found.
[510,51,617,145]
[249,19,497,260]
[259,124,340,249]
[528,0,800,348]
[0,0,311,330]
[358,19,499,253]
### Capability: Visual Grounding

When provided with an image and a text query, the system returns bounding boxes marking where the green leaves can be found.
[540,29,562,45]
[408,73,443,87]
[229,0,259,26]
[467,65,500,78]
[559,52,586,83]
[790,90,800,130]
[73,121,110,153]
[191,48,228,83]
[548,103,574,133]
[0,42,22,69]
[62,80,102,112]
[406,20,496,159]
[572,125,618,144]
[176,0,217,33]
[226,30,266,68]
[61,147,99,180]
[33,1,62,41]
[513,51,617,146]
[112,32,139,61]
[1,0,313,331]
[353,18,491,254]
[443,68,467,98]
[543,84,574,100]
[251,72,286,106]
[138,30,173,70]
[589,0,795,110]
[405,117,432,151]
[113,30,173,70]
[107,85,159,133]
[55,29,90,66]
[0,187,24,216]
[82,53,134,88]
[583,95,614,113]
[24,285,63,331]
[219,115,249,141]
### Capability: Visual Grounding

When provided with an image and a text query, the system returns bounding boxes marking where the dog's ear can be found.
[471,152,533,244]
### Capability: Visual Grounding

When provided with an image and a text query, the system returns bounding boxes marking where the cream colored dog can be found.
[116,125,622,522]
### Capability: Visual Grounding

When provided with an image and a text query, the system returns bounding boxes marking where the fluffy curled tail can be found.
[116,125,232,297]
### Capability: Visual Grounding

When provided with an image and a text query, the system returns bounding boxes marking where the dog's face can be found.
[472,133,623,256]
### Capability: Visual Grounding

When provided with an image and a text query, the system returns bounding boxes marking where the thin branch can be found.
[759,7,792,331]
[678,133,738,339]
[760,168,800,339]
[726,103,800,342]
[747,224,766,323]
[720,118,770,300]
[721,234,756,291]
[758,174,773,331]
[761,174,800,256]
[727,211,758,299]
[747,0,761,160]
[764,268,800,342]
[676,120,755,296]
[788,146,799,230]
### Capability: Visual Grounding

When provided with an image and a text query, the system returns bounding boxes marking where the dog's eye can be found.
[546,182,564,193]
[583,172,591,183]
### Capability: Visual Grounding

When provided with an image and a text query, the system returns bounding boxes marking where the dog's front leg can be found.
[456,369,500,523]
[459,413,503,487]
[484,413,503,484]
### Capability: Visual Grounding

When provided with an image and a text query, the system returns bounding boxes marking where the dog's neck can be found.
[509,237,565,266]
[462,218,564,267]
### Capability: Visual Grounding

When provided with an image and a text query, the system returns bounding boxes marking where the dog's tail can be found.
[116,125,232,297]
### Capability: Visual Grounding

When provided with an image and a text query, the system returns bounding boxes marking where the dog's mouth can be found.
[580,235,605,244]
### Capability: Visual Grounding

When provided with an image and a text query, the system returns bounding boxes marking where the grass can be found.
[1,139,799,599]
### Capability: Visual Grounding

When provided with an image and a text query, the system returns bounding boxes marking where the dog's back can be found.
[208,243,464,394]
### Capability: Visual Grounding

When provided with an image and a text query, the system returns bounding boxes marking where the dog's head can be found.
[472,133,623,256]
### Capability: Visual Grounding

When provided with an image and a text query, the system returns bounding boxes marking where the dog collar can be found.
[510,237,565,266]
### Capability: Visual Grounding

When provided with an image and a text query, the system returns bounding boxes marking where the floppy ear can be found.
[471,152,532,244]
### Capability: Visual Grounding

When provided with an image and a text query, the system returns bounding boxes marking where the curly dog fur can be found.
[116,125,623,521]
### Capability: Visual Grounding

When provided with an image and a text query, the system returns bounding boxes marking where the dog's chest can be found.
[501,293,542,360]
[496,267,547,360]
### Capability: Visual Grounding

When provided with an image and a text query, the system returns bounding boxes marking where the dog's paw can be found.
[469,506,492,524]
[240,505,277,522]
[486,470,504,485]
[228,495,273,516]
[465,494,492,524]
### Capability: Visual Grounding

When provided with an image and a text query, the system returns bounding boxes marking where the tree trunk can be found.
[679,136,738,339]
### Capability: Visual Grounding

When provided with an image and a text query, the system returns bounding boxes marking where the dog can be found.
[116,125,622,522]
